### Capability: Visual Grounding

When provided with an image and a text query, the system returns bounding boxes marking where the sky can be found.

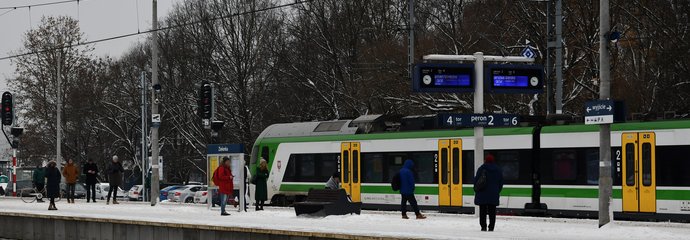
[0,0,183,91]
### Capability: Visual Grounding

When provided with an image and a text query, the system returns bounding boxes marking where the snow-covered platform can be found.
[0,197,688,240]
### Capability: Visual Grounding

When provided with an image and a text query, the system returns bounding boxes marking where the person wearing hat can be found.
[45,161,61,210]
[473,154,504,232]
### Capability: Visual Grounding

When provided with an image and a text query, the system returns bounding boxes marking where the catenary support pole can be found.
[598,0,612,228]
[141,71,148,202]
[150,0,160,206]
[408,0,415,79]
[57,55,62,170]
[554,0,564,114]
[473,52,484,216]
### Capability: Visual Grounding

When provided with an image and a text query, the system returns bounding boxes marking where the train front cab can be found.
[621,132,657,214]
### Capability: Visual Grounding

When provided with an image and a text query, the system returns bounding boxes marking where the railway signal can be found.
[198,82,213,120]
[1,92,13,126]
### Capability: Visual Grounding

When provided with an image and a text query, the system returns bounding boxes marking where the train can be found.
[248,115,690,221]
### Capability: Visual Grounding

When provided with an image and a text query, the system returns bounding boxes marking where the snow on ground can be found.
[0,197,688,240]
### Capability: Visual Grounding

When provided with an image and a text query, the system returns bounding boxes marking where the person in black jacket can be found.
[83,159,99,203]
[474,154,504,232]
[44,161,61,210]
[106,155,124,205]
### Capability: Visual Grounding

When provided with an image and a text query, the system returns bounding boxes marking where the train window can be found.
[410,152,435,184]
[362,153,384,183]
[656,146,690,186]
[586,149,599,185]
[552,150,577,181]
[283,155,298,182]
[625,143,635,186]
[261,146,270,162]
[300,155,316,178]
[343,151,350,183]
[642,143,652,186]
[495,151,520,181]
[441,148,449,185]
[353,150,359,183]
[452,148,460,184]
[463,151,474,183]
[321,155,339,179]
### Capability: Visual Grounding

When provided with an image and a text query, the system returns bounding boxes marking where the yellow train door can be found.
[438,139,463,207]
[340,142,361,202]
[621,132,656,213]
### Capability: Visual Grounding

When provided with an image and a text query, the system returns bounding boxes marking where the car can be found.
[127,185,143,201]
[170,185,203,203]
[159,185,184,202]
[193,187,209,204]
[95,183,127,200]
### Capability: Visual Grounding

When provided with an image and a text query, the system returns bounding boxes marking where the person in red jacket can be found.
[214,157,234,216]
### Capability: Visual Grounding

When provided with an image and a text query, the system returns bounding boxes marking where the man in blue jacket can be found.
[399,159,426,219]
[474,154,504,231]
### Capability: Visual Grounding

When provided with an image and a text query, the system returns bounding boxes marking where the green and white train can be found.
[249,116,690,221]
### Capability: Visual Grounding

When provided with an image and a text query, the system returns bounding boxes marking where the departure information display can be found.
[413,63,474,93]
[486,64,544,94]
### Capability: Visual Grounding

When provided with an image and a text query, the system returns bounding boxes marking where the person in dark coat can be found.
[398,159,426,219]
[254,159,269,211]
[32,164,46,202]
[214,157,234,216]
[44,161,61,210]
[83,159,99,203]
[474,154,504,232]
[106,155,124,205]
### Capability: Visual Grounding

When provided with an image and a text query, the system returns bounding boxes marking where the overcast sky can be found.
[0,0,183,91]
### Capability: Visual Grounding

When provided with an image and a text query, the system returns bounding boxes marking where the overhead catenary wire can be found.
[0,0,84,10]
[0,0,312,61]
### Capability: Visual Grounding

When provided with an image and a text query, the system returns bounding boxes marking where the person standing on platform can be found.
[32,163,46,203]
[45,161,61,210]
[474,154,504,232]
[213,157,234,216]
[399,159,426,220]
[254,159,269,211]
[62,158,79,203]
[83,159,99,203]
[106,155,124,205]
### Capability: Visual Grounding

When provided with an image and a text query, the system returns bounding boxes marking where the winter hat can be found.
[485,154,495,163]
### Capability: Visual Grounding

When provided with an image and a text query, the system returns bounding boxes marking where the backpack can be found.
[391,172,401,191]
[212,167,220,186]
[473,168,488,192]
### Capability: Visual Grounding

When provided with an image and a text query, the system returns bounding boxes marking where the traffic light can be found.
[198,82,213,119]
[1,92,13,126]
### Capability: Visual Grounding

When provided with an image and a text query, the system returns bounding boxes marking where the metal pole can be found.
[598,0,612,227]
[554,0,564,114]
[141,71,147,202]
[239,154,245,212]
[545,0,551,115]
[473,52,484,216]
[57,54,62,170]
[408,0,415,79]
[12,148,16,197]
[150,0,160,206]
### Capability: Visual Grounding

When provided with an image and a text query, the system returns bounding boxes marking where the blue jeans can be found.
[220,193,228,213]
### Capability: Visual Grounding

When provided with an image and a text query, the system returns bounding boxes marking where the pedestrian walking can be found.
[32,163,46,203]
[325,172,340,190]
[399,159,426,219]
[473,154,504,232]
[45,161,61,210]
[83,159,99,203]
[62,158,80,203]
[254,159,269,211]
[106,155,124,205]
[213,157,234,216]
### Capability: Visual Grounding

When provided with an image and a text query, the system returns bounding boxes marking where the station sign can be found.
[413,63,474,93]
[485,64,544,94]
[585,100,614,125]
[438,113,520,128]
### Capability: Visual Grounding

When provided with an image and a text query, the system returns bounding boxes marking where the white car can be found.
[193,187,209,204]
[127,185,144,201]
[170,185,203,203]
[95,183,127,200]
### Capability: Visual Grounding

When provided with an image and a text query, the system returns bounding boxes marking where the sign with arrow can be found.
[585,100,614,125]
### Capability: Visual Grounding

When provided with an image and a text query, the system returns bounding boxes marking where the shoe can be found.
[106,199,110,205]
[221,212,230,216]
[87,200,90,203]
[415,214,427,219]
[481,228,487,232]
[402,214,409,219]
[489,227,494,232]
[93,200,97,203]
[113,200,119,205]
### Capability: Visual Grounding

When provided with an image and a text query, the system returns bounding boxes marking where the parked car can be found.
[170,185,203,203]
[193,187,209,204]
[60,183,86,199]
[95,183,127,200]
[160,185,184,202]
[127,185,143,201]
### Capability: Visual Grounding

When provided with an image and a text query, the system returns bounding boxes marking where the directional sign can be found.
[413,63,474,93]
[485,64,544,94]
[152,114,161,127]
[438,113,520,128]
[585,100,614,125]
[521,47,536,59]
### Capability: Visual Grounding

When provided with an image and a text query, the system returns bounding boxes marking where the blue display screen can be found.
[493,75,529,87]
[434,74,471,87]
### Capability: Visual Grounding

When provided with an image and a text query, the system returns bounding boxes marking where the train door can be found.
[341,142,361,202]
[621,132,656,213]
[438,139,463,207]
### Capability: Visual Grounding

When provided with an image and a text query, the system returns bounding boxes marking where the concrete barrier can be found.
[0,212,408,240]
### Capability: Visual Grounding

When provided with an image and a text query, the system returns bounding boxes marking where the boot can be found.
[106,199,110,205]
[415,213,426,219]
[402,213,409,219]
[113,199,119,204]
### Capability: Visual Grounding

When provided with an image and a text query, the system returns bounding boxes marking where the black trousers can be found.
[86,184,96,201]
[107,184,119,200]
[66,183,76,200]
[400,194,420,215]
[479,205,497,230]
